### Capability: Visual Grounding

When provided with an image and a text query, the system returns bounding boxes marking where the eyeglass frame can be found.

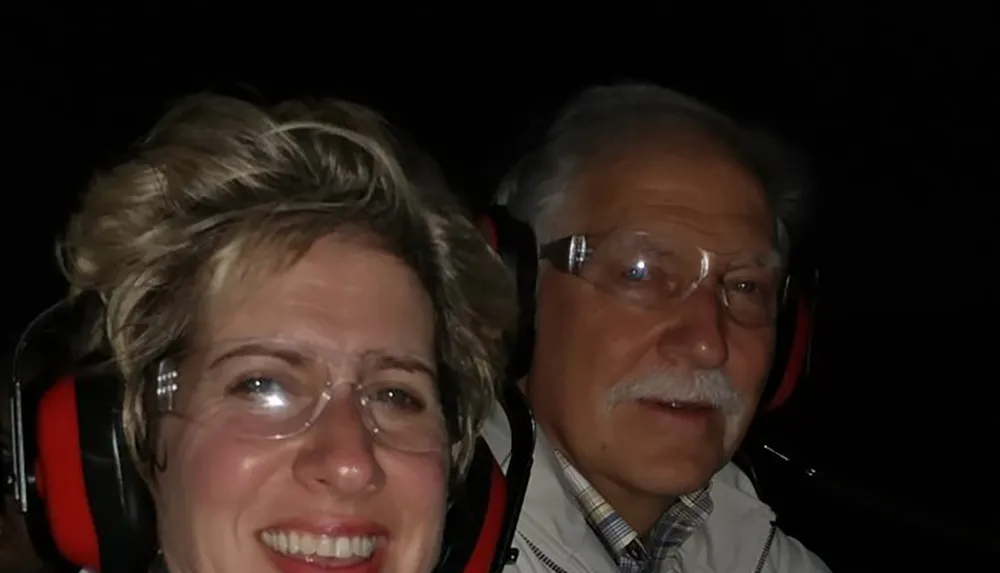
[537,229,791,327]
[149,339,456,454]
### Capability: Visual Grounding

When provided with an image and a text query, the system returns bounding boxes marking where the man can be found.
[484,82,830,572]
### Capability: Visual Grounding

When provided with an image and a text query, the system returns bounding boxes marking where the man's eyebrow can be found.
[726,249,783,269]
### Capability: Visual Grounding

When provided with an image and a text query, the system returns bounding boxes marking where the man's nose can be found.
[291,393,385,497]
[656,285,728,368]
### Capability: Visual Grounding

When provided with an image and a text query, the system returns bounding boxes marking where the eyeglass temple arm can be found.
[538,236,580,274]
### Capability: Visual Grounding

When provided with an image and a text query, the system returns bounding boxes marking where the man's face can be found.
[528,130,777,505]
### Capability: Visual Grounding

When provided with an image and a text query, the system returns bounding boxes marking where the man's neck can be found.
[525,378,678,536]
[587,472,675,538]
[537,422,674,537]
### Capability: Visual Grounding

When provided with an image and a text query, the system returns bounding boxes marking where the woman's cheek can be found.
[378,449,450,573]
[156,424,279,551]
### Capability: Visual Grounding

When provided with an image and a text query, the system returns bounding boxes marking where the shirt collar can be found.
[554,450,714,570]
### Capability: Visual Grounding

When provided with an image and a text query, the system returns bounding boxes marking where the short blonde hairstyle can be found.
[59,94,517,479]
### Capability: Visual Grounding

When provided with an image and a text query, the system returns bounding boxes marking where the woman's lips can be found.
[257,518,388,573]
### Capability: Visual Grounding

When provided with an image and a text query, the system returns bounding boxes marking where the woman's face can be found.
[155,234,448,573]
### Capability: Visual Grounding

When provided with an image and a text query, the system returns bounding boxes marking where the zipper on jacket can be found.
[519,532,571,573]
[752,522,778,573]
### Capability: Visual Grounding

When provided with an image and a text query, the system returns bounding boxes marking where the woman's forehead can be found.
[196,338,435,373]
[199,236,435,356]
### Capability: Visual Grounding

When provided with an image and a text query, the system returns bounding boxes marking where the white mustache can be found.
[605,369,744,416]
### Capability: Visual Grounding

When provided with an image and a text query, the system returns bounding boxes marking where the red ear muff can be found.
[435,440,506,573]
[34,374,101,569]
[13,292,534,573]
[477,215,499,251]
[763,295,810,412]
[19,362,529,573]
[759,264,818,414]
[434,384,534,573]
[477,209,537,381]
[462,461,507,572]
[13,355,157,573]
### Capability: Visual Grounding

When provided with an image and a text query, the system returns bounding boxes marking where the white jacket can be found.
[484,405,832,573]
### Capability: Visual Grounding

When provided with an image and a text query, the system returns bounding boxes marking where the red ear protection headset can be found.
[763,265,818,412]
[4,295,534,573]
[476,206,818,412]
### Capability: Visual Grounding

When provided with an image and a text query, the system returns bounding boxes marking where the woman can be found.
[58,95,516,573]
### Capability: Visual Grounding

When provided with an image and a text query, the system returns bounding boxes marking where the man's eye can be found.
[726,279,775,302]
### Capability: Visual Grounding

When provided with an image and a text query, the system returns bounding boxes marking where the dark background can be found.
[4,6,998,572]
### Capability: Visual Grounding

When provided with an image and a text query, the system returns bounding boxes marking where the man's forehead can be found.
[566,131,774,247]
[574,201,776,255]
[613,207,775,250]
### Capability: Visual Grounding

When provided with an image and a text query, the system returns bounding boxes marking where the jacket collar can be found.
[483,402,777,572]
[484,402,618,571]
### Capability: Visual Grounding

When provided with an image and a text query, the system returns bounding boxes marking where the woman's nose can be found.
[291,393,385,497]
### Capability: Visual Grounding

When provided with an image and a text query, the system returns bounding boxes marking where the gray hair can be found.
[495,82,811,251]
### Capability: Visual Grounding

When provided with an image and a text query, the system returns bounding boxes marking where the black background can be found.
[4,5,998,571]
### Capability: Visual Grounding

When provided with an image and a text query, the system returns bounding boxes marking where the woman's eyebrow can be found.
[207,344,310,369]
[364,351,436,376]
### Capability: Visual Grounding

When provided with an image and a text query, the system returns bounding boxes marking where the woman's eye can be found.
[373,387,426,413]
[231,376,275,394]
[228,376,294,411]
[622,263,649,281]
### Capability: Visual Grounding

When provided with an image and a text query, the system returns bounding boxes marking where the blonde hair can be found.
[59,94,517,479]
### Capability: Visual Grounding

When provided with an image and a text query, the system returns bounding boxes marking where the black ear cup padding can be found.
[436,439,495,572]
[484,207,537,380]
[74,368,157,573]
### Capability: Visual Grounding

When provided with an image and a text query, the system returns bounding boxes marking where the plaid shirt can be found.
[554,451,713,573]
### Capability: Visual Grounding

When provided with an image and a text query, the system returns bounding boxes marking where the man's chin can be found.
[625,450,724,498]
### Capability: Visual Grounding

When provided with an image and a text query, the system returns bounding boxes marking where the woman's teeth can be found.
[260,530,377,559]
